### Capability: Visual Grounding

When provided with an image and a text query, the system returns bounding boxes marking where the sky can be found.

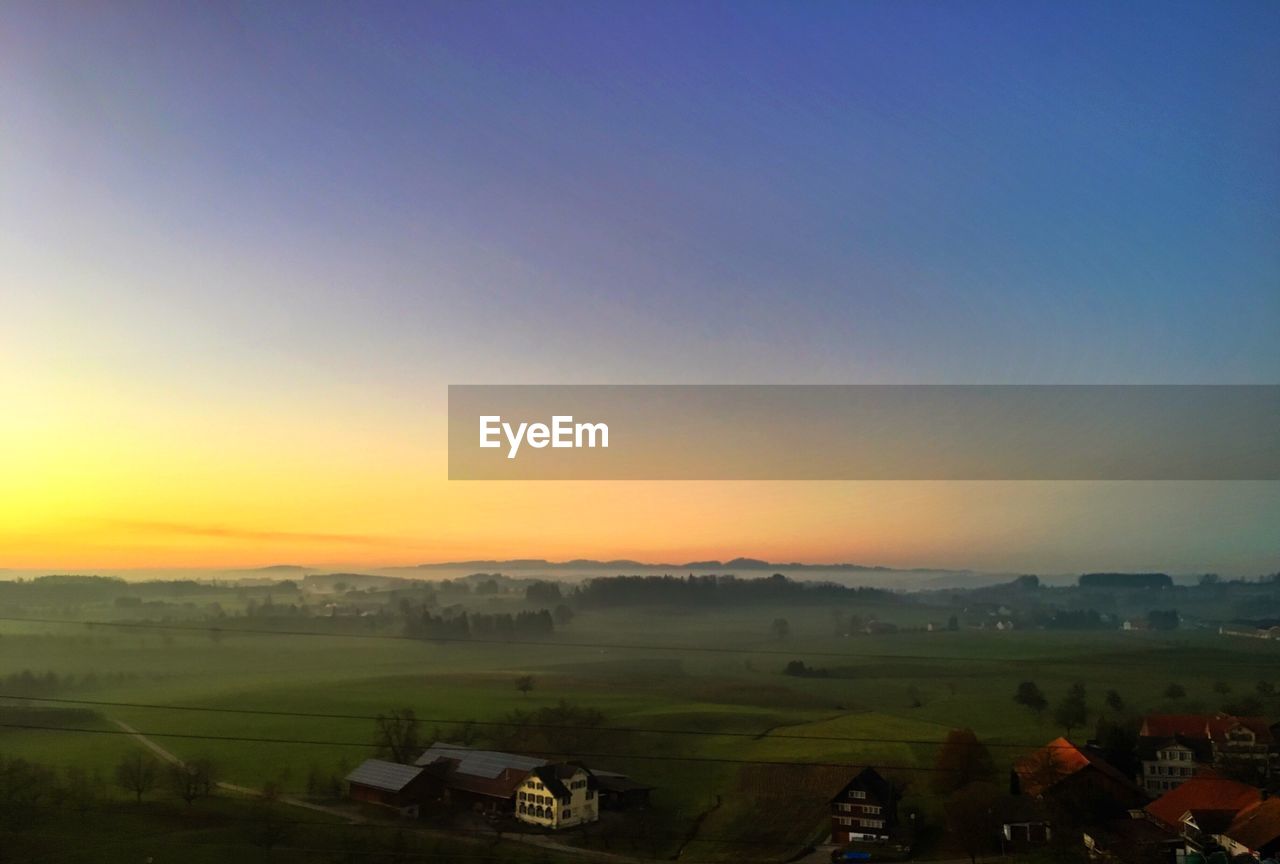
[2,1,1278,575]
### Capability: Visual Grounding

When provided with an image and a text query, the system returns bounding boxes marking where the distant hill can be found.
[302,572,414,591]
[401,557,954,574]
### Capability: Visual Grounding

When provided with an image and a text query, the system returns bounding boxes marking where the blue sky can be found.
[2,1,1278,572]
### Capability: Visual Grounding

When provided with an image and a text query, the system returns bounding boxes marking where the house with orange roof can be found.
[1143,775,1263,853]
[1220,797,1280,859]
[1011,737,1144,820]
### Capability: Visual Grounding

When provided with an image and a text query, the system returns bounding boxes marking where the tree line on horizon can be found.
[570,573,896,608]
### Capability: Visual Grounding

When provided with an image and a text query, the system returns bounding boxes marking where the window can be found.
[860,819,884,829]
[563,810,570,819]
[849,790,866,799]
[838,803,852,812]
[863,805,881,815]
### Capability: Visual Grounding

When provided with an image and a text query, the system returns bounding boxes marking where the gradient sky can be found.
[2,1,1278,575]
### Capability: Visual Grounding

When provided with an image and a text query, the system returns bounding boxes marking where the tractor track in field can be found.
[672,794,722,860]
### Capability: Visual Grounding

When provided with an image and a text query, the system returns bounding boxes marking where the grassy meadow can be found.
[3,589,1279,860]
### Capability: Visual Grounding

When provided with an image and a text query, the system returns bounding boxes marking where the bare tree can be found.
[249,784,292,860]
[115,752,159,804]
[374,708,422,763]
[168,757,216,805]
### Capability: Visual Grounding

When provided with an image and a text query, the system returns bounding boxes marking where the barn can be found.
[346,759,431,816]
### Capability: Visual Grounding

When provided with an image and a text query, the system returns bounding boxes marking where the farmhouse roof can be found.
[415,742,547,777]
[1224,798,1280,853]
[1136,733,1213,762]
[345,759,424,792]
[528,764,594,800]
[1144,777,1262,830]
[1186,808,1237,834]
[828,767,892,804]
[1206,714,1273,744]
[415,742,549,801]
[1012,737,1134,797]
[1142,715,1211,738]
[1140,713,1272,743]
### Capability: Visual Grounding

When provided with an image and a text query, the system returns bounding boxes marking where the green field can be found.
[2,600,1279,861]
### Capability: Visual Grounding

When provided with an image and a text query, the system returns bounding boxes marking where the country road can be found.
[109,718,363,822]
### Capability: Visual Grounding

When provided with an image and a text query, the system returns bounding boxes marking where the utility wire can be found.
[0,692,1097,752]
[0,719,1000,773]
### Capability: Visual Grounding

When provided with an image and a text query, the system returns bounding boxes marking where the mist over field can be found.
[0,561,1008,590]
[4,0,1277,860]
[2,564,1279,862]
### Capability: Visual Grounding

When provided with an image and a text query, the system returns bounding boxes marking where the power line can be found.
[0,692,1093,752]
[0,719,981,773]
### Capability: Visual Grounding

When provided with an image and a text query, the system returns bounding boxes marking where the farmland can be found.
[1,574,1278,861]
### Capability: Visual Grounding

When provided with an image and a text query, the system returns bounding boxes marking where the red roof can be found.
[1141,713,1273,743]
[1144,777,1262,830]
[1225,798,1280,853]
[1013,737,1134,797]
[1013,742,1136,798]
[1206,715,1273,744]
[1142,715,1210,738]
[1013,737,1088,796]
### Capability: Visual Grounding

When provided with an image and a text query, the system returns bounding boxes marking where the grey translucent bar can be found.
[448,385,1280,480]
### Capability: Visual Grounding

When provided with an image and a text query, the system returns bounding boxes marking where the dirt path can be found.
[109,718,364,822]
[111,718,184,765]
[110,718,681,861]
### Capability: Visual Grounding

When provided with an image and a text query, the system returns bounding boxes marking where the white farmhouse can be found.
[515,764,599,829]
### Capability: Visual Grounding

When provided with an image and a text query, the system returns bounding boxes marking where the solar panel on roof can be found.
[415,742,547,777]
[345,759,424,791]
